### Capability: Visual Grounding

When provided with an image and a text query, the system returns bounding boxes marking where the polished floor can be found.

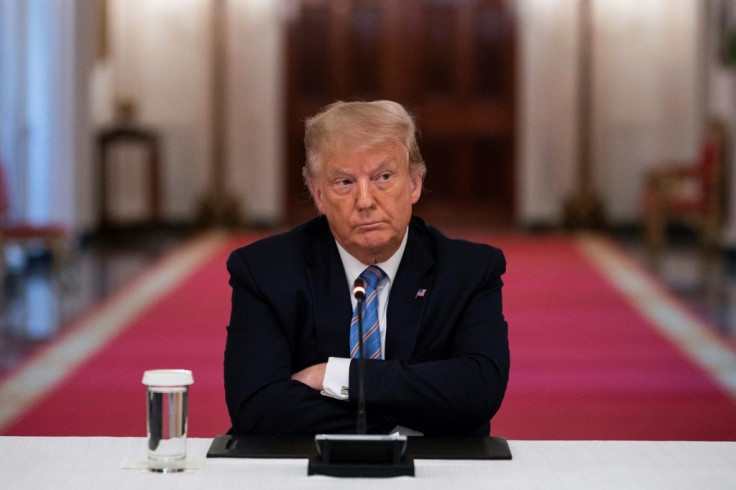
[1,228,735,378]
[615,232,736,343]
[0,229,191,376]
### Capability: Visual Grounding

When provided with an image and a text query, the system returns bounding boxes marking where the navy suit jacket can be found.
[224,216,509,436]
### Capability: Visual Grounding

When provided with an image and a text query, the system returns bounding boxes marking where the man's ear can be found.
[410,171,423,204]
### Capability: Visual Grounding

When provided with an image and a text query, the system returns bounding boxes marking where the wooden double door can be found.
[285,0,516,228]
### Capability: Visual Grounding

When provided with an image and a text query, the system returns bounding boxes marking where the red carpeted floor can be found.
[2,233,736,440]
[488,234,736,440]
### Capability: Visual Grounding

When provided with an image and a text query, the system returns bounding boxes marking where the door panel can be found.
[285,0,516,227]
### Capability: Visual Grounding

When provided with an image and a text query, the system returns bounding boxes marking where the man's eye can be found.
[378,173,392,181]
[335,179,352,187]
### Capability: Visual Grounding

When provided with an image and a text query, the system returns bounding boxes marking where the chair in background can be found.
[0,163,70,302]
[640,119,729,260]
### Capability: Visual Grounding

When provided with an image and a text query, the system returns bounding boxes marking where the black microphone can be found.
[307,277,413,477]
[352,278,366,301]
[352,277,367,435]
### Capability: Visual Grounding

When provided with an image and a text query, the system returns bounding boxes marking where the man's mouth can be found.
[355,221,383,230]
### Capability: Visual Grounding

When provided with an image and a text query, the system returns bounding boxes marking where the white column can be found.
[227,0,286,224]
[517,0,579,226]
[23,0,88,228]
[0,0,28,222]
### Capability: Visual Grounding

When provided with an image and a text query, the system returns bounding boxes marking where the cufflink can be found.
[341,386,349,396]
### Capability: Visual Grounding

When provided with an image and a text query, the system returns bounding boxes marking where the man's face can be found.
[310,142,422,264]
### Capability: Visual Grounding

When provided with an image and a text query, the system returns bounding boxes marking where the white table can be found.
[1,437,734,489]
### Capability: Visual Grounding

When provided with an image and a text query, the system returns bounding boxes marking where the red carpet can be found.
[2,232,736,440]
[488,234,736,440]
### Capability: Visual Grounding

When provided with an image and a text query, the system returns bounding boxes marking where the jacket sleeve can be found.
[352,248,509,435]
[224,249,392,435]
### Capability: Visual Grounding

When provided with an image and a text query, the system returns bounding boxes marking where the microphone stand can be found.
[355,287,367,435]
[307,278,413,477]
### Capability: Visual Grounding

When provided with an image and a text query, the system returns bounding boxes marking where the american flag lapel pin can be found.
[415,289,427,299]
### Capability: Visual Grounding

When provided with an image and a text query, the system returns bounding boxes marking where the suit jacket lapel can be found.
[385,221,435,361]
[305,221,352,359]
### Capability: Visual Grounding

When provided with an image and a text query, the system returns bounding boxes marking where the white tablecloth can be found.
[1,437,734,489]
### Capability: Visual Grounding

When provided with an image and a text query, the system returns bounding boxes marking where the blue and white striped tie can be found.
[349,266,387,360]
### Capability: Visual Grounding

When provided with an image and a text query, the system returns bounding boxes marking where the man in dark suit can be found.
[225,100,509,436]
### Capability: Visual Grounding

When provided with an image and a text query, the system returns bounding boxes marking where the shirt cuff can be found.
[321,357,351,401]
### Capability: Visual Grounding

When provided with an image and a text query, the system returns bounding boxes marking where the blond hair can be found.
[302,100,426,185]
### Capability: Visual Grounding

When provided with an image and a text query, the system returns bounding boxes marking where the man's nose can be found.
[356,178,376,209]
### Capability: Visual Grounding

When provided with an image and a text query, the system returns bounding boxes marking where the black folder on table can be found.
[207,434,512,460]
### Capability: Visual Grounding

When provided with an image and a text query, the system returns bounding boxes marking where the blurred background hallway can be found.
[1,0,736,434]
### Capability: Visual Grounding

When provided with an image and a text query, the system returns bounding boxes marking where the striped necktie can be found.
[349,266,387,360]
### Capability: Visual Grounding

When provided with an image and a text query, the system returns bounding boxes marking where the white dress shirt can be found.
[321,229,408,401]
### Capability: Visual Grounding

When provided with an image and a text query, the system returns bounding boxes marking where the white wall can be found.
[1,0,712,231]
[84,0,706,228]
[225,0,285,224]
[594,0,701,222]
[518,0,702,226]
[89,0,285,227]
[96,0,212,223]
[517,0,579,225]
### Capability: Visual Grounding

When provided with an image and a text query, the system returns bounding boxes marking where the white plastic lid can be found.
[142,369,194,386]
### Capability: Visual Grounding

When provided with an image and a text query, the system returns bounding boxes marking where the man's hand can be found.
[291,363,327,391]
